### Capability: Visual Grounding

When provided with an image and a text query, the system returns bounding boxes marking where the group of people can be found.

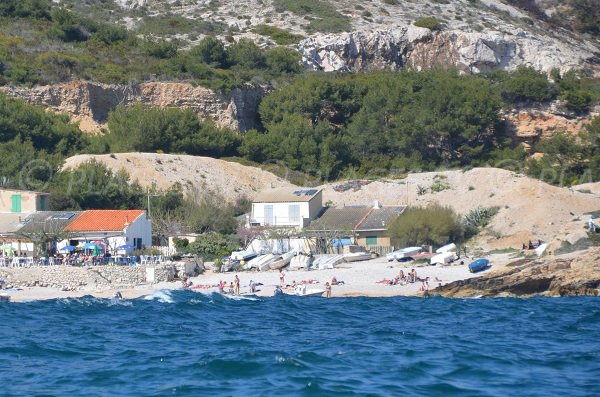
[217,275,241,295]
[378,268,420,286]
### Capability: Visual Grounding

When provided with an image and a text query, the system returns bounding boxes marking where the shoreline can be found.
[2,253,520,302]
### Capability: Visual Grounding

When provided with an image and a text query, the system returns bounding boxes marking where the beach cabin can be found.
[62,210,152,254]
[249,187,323,229]
[305,201,405,254]
[0,188,49,213]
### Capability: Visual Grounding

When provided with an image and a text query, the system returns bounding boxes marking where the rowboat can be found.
[386,246,422,261]
[468,258,490,273]
[430,251,457,265]
[435,243,456,254]
[343,252,372,263]
[288,285,325,297]
[269,251,296,270]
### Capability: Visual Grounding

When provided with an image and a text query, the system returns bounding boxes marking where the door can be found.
[264,205,274,225]
[11,194,21,213]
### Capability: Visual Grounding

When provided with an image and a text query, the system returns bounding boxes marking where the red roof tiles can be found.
[64,210,145,232]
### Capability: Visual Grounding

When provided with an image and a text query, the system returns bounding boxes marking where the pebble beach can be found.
[3,254,516,302]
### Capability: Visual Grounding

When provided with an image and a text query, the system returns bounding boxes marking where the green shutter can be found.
[366,236,377,245]
[11,194,21,213]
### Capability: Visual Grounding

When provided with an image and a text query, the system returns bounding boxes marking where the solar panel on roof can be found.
[51,213,75,220]
[304,189,317,196]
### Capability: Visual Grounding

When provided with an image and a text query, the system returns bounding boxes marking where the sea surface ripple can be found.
[2,291,599,396]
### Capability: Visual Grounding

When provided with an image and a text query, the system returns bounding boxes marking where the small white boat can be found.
[318,254,345,270]
[288,284,325,297]
[386,246,422,261]
[244,254,268,270]
[430,251,457,265]
[435,243,456,254]
[257,254,279,271]
[343,252,372,263]
[534,243,548,257]
[289,254,312,270]
[269,251,296,270]
[230,250,257,261]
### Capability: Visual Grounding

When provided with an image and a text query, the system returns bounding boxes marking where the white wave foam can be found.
[142,289,175,303]
[221,294,260,301]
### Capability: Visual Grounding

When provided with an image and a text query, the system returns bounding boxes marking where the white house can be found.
[249,187,323,229]
[62,210,152,254]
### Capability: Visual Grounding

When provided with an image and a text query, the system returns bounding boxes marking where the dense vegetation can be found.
[388,204,465,247]
[505,0,600,38]
[0,0,302,90]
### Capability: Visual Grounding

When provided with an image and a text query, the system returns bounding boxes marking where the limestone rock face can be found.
[0,81,266,133]
[504,105,596,139]
[432,248,600,297]
[299,28,599,75]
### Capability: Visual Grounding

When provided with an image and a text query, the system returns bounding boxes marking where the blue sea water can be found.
[1,291,599,397]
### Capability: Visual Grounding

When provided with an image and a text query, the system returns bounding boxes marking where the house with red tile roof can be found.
[60,209,151,254]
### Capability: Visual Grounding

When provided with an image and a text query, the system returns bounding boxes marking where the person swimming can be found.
[112,291,123,300]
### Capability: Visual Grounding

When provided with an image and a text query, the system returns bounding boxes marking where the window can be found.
[366,236,378,245]
[264,205,274,225]
[288,204,300,223]
[11,194,21,213]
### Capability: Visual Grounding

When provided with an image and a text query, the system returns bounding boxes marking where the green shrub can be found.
[497,66,555,103]
[273,0,350,33]
[388,204,464,247]
[414,17,443,31]
[253,25,304,45]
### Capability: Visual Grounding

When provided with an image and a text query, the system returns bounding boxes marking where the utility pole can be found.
[147,187,161,218]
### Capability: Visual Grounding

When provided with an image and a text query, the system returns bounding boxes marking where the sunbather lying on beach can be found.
[331,277,344,285]
[376,278,395,285]
[300,279,319,284]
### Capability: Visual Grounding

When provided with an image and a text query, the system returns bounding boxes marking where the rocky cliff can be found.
[0,81,266,133]
[299,27,599,74]
[430,247,600,297]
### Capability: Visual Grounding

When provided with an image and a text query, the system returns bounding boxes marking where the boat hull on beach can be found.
[468,258,490,273]
[269,252,296,270]
[386,247,422,261]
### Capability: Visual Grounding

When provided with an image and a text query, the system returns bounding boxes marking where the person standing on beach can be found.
[325,282,332,298]
[218,280,224,294]
[279,269,285,287]
[234,275,240,295]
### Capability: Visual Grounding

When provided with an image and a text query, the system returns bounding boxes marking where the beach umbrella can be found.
[60,245,76,252]
[82,242,102,250]
[117,244,134,250]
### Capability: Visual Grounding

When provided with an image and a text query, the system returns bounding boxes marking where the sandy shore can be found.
[2,254,517,302]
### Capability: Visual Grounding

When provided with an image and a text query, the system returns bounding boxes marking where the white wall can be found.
[248,238,312,254]
[308,190,323,220]
[252,202,311,227]
[124,213,152,250]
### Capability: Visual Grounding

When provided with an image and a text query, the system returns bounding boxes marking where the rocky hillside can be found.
[105,0,599,74]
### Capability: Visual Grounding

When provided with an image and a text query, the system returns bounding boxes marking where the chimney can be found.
[373,200,381,209]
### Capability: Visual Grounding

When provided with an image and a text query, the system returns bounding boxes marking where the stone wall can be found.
[0,266,146,290]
